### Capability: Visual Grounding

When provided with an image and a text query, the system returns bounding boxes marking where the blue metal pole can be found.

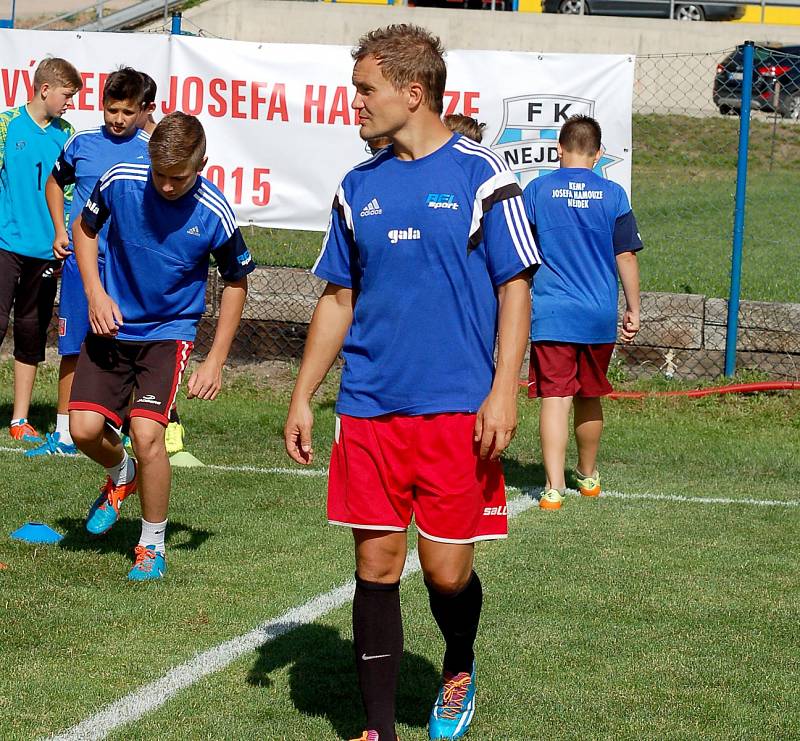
[171,12,182,35]
[11,0,15,27]
[724,40,754,377]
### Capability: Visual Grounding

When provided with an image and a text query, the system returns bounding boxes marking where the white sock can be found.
[11,418,25,427]
[139,518,167,552]
[56,414,73,444]
[105,450,134,486]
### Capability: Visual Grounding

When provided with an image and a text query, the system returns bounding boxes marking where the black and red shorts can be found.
[528,341,615,398]
[69,333,193,427]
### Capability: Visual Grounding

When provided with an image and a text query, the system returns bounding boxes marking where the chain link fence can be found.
[617,46,800,381]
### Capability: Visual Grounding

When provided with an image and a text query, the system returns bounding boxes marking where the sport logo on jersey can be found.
[426,193,459,210]
[186,226,201,236]
[387,228,421,245]
[360,198,382,217]
[85,199,100,215]
[238,250,252,266]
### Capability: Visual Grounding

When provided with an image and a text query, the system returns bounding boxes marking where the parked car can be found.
[542,0,744,21]
[713,44,800,119]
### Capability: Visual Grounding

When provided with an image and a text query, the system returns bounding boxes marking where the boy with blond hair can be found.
[69,112,254,580]
[0,57,82,444]
[522,115,642,511]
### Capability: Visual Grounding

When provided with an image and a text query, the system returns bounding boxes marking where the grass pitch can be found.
[1,360,799,740]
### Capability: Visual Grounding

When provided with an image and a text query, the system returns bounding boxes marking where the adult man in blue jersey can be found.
[27,68,150,458]
[522,115,642,511]
[285,24,539,741]
[0,58,82,445]
[68,112,254,580]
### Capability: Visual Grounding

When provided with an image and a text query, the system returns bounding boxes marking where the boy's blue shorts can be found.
[58,253,103,357]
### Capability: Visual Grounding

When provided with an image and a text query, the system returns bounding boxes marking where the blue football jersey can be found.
[522,167,643,344]
[53,126,150,259]
[81,163,255,342]
[0,106,74,259]
[313,134,540,418]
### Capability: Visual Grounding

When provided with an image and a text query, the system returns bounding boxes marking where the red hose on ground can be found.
[607,382,800,400]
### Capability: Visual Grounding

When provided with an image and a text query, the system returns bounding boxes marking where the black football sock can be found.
[426,571,483,676]
[169,405,180,424]
[353,575,402,739]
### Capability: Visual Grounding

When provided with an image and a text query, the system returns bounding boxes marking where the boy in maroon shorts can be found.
[285,24,539,741]
[521,115,642,511]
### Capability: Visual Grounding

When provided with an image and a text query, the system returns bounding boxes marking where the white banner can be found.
[0,30,633,231]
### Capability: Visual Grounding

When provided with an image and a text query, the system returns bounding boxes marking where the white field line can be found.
[3,444,797,509]
[45,494,537,741]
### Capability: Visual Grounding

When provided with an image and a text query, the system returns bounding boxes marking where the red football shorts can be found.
[327,413,508,543]
[528,341,615,398]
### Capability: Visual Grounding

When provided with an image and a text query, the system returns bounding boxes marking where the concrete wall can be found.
[179,0,800,52]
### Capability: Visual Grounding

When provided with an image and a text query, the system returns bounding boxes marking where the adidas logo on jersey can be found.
[360,198,382,217]
[387,227,421,244]
[186,225,201,236]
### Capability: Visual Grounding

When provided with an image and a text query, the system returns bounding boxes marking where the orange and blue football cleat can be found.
[429,662,477,739]
[10,419,42,444]
[575,469,601,497]
[349,733,399,741]
[86,462,138,535]
[127,544,166,581]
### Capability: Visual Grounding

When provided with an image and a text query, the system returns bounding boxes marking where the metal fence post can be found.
[724,39,754,377]
[171,11,182,35]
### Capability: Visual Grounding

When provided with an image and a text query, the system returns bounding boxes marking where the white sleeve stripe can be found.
[62,127,102,151]
[197,186,237,236]
[506,192,540,264]
[507,195,540,266]
[137,131,151,140]
[453,140,504,176]
[467,171,518,240]
[98,174,148,192]
[99,163,150,184]
[312,185,353,275]
[454,136,509,173]
[501,197,535,267]
[194,194,234,238]
[199,183,237,233]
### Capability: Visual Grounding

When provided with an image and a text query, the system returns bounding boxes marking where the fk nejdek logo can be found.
[387,228,421,244]
[491,95,621,189]
[360,198,382,217]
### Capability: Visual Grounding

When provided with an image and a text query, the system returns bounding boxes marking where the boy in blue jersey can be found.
[521,115,642,511]
[285,25,539,741]
[0,58,82,444]
[68,112,254,580]
[26,68,149,458]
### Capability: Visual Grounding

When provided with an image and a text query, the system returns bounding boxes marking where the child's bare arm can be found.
[45,174,69,259]
[616,250,640,344]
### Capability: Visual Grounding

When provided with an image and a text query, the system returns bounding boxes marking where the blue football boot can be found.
[128,545,166,581]
[24,432,78,458]
[429,662,477,739]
